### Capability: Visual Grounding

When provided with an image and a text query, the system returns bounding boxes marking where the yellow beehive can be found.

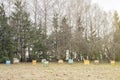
[32,60,37,65]
[111,60,115,65]
[84,60,90,65]
[58,59,64,64]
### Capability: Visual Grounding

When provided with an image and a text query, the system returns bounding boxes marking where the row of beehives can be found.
[32,59,116,66]
[5,59,116,65]
[5,58,19,64]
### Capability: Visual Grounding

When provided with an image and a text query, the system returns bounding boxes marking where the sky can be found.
[92,0,120,15]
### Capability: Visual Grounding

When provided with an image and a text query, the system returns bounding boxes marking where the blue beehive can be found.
[68,59,73,64]
[6,60,11,65]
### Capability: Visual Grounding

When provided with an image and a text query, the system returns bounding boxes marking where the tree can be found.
[57,17,72,59]
[0,3,15,62]
[32,20,47,60]
[52,13,59,58]
[11,0,31,62]
[113,11,120,61]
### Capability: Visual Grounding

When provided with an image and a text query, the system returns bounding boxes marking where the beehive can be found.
[94,60,99,64]
[84,60,90,65]
[6,60,11,65]
[68,59,73,64]
[32,60,37,65]
[44,61,49,67]
[58,59,64,64]
[41,59,46,63]
[111,60,115,65]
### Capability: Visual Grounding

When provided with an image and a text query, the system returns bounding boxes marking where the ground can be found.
[0,62,120,80]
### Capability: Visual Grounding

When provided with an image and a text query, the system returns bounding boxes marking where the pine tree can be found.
[33,20,46,53]
[58,17,72,59]
[0,3,15,62]
[11,0,31,62]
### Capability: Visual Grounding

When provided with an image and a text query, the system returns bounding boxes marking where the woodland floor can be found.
[0,62,120,80]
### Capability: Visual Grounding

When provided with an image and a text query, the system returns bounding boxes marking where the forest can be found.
[0,0,120,63]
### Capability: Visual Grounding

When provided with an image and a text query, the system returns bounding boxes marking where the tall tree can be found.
[11,0,31,62]
[57,17,72,59]
[0,3,15,62]
[113,11,120,61]
[52,13,59,58]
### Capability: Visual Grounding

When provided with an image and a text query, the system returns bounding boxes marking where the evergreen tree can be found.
[0,3,15,62]
[11,0,31,62]
[33,20,46,53]
[58,17,72,59]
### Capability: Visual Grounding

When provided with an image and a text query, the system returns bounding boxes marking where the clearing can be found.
[0,63,120,80]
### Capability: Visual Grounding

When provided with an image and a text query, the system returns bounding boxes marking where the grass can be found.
[0,62,120,80]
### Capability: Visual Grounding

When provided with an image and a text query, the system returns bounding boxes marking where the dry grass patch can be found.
[0,62,120,80]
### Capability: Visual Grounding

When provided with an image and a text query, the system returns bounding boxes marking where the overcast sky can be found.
[92,0,120,15]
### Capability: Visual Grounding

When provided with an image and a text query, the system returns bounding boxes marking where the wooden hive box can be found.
[68,59,74,64]
[94,60,99,64]
[111,60,115,65]
[6,60,11,65]
[84,60,90,65]
[32,60,37,65]
[58,59,64,64]
[44,61,49,67]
